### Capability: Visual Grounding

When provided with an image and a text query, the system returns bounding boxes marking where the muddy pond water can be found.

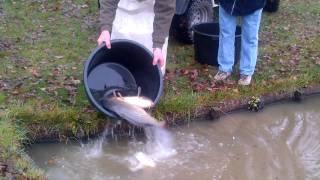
[28,95,320,180]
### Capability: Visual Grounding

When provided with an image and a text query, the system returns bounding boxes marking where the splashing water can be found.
[82,128,110,159]
[127,127,177,171]
[79,124,176,172]
[144,127,177,160]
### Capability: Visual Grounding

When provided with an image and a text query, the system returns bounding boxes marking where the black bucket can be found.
[193,22,241,66]
[83,39,163,118]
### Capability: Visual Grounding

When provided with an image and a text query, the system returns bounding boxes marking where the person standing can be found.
[214,0,266,85]
[97,0,176,75]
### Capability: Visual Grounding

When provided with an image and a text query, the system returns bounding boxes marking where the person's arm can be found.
[99,0,120,32]
[152,0,176,49]
[152,0,175,68]
[97,0,120,48]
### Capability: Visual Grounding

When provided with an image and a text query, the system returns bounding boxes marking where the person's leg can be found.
[215,6,237,81]
[238,8,263,85]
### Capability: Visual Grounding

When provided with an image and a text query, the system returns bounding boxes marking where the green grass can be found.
[0,0,318,133]
[1,0,319,123]
[157,90,199,116]
[8,100,106,140]
[0,93,5,104]
[0,0,97,87]
[0,115,44,179]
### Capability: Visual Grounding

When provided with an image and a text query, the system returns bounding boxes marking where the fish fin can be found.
[137,86,141,97]
[112,90,117,97]
[116,91,123,97]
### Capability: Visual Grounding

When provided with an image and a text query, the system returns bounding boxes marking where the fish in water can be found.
[134,152,156,167]
[102,94,165,128]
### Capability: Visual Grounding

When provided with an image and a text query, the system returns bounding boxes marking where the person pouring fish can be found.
[97,0,176,128]
[97,0,176,75]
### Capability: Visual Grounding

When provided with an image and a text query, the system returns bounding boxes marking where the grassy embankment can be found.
[0,0,319,178]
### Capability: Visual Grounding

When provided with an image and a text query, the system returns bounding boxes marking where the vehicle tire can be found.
[171,0,214,44]
[263,0,280,13]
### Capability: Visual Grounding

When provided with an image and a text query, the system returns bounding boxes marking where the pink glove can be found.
[97,30,111,49]
[152,48,164,67]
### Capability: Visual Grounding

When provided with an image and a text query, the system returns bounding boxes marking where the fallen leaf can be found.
[180,69,189,75]
[13,82,23,89]
[30,69,41,78]
[283,26,289,31]
[279,67,286,72]
[192,83,204,92]
[11,90,19,95]
[54,56,64,59]
[189,69,198,81]
[206,87,214,92]
[72,79,81,85]
[232,88,239,93]
[172,86,177,92]
[279,59,285,65]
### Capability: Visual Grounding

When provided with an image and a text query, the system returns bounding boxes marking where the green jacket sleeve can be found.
[152,0,176,48]
[99,0,120,32]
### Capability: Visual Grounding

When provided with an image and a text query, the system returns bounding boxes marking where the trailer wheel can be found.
[171,0,214,44]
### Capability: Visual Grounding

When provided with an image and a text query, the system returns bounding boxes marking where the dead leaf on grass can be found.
[30,68,41,78]
[81,4,88,8]
[11,90,19,95]
[180,69,189,75]
[72,79,81,85]
[192,83,205,92]
[54,56,64,59]
[232,88,239,94]
[206,87,217,92]
[189,69,198,81]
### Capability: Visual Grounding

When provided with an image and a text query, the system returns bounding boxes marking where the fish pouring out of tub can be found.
[102,87,165,128]
[102,87,176,171]
[101,87,171,169]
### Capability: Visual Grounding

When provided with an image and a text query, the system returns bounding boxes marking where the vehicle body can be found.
[175,0,218,15]
[172,0,280,43]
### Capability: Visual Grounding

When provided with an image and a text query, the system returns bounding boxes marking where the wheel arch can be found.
[175,0,192,15]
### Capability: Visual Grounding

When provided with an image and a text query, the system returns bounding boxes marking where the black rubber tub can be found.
[83,39,163,118]
[193,22,241,66]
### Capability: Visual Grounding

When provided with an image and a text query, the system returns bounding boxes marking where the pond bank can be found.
[161,84,320,127]
[1,84,320,179]
[11,85,320,143]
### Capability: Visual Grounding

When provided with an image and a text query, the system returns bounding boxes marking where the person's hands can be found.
[152,48,164,67]
[97,30,111,49]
